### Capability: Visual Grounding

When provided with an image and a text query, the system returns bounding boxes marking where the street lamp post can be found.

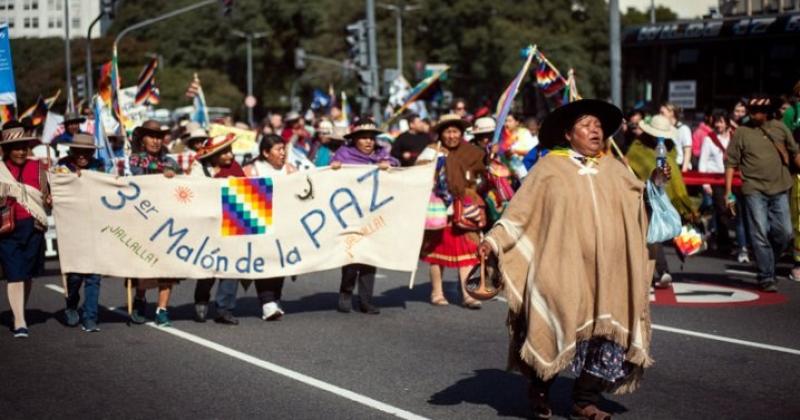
[609,0,622,107]
[378,2,419,76]
[85,13,105,101]
[64,0,74,113]
[232,30,267,127]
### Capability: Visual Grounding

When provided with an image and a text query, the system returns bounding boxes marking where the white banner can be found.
[51,164,434,279]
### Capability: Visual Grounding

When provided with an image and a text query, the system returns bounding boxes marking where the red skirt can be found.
[420,224,479,268]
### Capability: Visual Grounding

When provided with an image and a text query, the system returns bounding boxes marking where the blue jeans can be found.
[744,191,792,281]
[735,193,749,249]
[215,279,239,312]
[66,273,101,322]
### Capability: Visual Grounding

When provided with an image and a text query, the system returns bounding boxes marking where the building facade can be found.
[0,0,107,39]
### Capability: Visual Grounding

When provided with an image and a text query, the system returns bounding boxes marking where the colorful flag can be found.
[186,73,209,128]
[148,85,161,105]
[0,103,15,124]
[534,50,567,97]
[492,45,536,145]
[19,89,60,121]
[98,61,113,105]
[383,66,449,128]
[27,96,49,127]
[110,46,128,127]
[135,58,158,106]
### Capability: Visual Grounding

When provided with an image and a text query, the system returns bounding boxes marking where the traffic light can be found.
[75,74,86,101]
[345,20,368,69]
[294,48,306,70]
[220,0,234,16]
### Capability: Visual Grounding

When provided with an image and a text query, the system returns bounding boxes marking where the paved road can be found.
[1,248,799,419]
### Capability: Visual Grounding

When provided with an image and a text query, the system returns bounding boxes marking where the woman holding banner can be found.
[417,114,486,309]
[478,100,654,419]
[0,125,50,338]
[242,134,296,321]
[187,133,246,325]
[330,117,399,314]
[128,120,182,327]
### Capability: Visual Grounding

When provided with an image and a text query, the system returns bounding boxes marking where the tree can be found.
[622,5,678,26]
[10,0,620,120]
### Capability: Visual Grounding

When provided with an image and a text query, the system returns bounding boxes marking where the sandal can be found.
[571,403,611,420]
[430,294,449,306]
[462,298,482,310]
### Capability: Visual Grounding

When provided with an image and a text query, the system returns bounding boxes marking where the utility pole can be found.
[86,0,115,101]
[64,0,74,113]
[650,0,656,24]
[378,2,420,77]
[366,0,381,121]
[609,0,621,107]
[232,30,267,127]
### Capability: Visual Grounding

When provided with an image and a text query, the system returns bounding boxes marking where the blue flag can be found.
[0,24,17,106]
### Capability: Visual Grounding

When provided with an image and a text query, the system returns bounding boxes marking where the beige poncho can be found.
[485,152,654,393]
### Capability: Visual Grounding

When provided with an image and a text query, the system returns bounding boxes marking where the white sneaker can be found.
[737,250,750,264]
[261,302,284,321]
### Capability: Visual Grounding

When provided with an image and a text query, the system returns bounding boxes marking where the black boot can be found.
[358,267,379,315]
[337,293,352,313]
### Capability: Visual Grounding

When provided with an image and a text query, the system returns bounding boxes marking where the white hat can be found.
[639,115,677,140]
[317,120,334,136]
[471,117,496,135]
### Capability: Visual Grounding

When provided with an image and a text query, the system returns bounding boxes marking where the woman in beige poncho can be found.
[478,100,660,419]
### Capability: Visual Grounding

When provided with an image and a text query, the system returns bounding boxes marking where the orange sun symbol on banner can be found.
[174,186,194,204]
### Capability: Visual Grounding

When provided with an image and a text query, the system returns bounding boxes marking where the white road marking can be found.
[651,325,800,356]
[492,294,800,356]
[44,284,430,420]
[725,269,758,277]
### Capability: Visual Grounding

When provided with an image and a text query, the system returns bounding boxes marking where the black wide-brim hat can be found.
[538,99,623,149]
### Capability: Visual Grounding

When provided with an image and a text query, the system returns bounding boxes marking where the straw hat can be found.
[0,126,41,147]
[63,111,86,125]
[67,133,98,150]
[471,116,497,135]
[344,120,383,140]
[329,125,348,142]
[433,113,470,134]
[539,99,623,149]
[638,115,678,140]
[132,120,169,141]
[284,111,301,123]
[181,123,209,144]
[195,133,237,161]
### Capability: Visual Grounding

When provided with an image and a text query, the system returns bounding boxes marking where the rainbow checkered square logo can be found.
[221,178,273,236]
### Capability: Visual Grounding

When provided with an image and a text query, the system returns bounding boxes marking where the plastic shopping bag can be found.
[646,180,682,244]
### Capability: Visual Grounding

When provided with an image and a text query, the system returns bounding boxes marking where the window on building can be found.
[48,17,53,28]
[23,0,29,11]
[7,0,13,11]
[56,18,61,28]
[47,0,53,9]
[7,18,14,28]
[32,17,38,28]
[71,17,79,29]
[31,0,37,10]
[0,0,6,11]
[23,17,30,28]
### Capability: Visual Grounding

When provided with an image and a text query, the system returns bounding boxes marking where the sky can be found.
[619,0,719,19]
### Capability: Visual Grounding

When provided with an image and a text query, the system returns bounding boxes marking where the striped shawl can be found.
[485,153,654,393]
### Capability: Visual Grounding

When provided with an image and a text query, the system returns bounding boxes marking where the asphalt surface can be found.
[1,248,800,419]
